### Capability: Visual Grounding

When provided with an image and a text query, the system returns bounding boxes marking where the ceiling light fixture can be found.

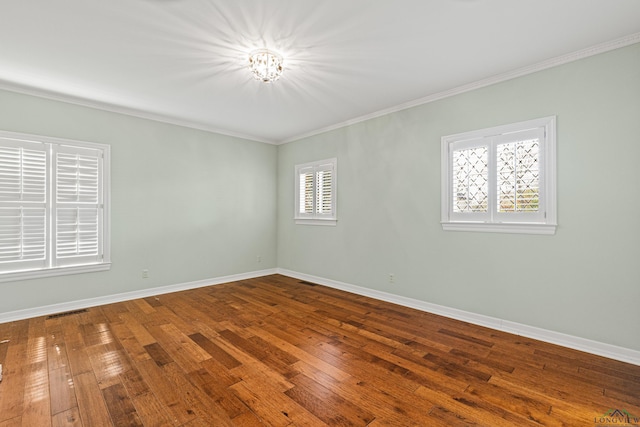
[248,49,284,83]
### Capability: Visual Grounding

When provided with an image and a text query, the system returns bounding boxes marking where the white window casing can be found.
[441,116,557,235]
[0,130,110,282]
[294,158,337,226]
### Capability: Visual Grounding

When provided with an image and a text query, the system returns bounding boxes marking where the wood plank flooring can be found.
[0,274,638,426]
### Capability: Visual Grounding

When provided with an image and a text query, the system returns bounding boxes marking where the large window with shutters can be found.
[0,131,110,282]
[441,116,556,234]
[294,158,337,225]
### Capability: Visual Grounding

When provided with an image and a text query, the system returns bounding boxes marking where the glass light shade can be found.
[248,49,284,83]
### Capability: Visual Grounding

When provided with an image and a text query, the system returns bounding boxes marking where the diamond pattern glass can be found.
[452,147,488,213]
[497,139,539,212]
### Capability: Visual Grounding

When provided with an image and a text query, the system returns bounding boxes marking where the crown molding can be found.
[0,32,638,146]
[0,79,275,145]
[279,32,640,144]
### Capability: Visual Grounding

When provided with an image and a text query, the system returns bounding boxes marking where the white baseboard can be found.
[277,268,640,366]
[0,268,277,324]
[2,267,638,366]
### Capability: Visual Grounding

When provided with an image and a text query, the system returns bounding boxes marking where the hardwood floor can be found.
[0,274,638,426]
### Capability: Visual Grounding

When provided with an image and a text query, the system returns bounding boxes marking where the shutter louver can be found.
[316,169,332,214]
[0,208,46,263]
[299,170,314,215]
[56,208,99,258]
[0,145,46,202]
[54,147,102,266]
[56,153,99,203]
[0,141,48,272]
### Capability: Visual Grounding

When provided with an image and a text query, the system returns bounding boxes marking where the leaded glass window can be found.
[441,117,556,235]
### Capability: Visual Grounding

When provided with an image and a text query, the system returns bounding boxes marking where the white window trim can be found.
[441,116,557,235]
[294,158,337,226]
[0,262,111,283]
[0,130,111,282]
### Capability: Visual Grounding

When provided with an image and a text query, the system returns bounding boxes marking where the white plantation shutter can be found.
[55,207,99,260]
[298,167,314,216]
[295,158,337,223]
[0,141,47,202]
[0,131,110,280]
[0,139,48,272]
[53,145,103,266]
[314,162,335,218]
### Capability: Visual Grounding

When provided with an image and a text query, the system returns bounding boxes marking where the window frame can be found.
[294,158,337,226]
[0,130,111,282]
[441,116,557,235]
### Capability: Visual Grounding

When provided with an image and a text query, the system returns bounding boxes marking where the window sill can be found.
[442,222,556,235]
[0,262,112,283]
[295,218,337,226]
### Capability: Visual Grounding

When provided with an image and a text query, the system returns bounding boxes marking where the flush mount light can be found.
[248,48,284,83]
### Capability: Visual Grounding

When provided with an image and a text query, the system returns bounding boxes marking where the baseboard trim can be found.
[277,268,640,366]
[0,268,278,324]
[3,267,638,366]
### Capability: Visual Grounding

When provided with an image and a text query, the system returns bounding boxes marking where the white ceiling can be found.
[1,1,640,144]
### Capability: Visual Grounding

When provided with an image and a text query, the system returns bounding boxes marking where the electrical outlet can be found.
[389,273,395,284]
[142,269,149,279]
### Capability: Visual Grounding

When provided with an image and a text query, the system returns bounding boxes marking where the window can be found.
[0,130,110,282]
[294,158,337,225]
[441,116,556,234]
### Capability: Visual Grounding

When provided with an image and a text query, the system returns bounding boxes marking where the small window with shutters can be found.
[0,130,110,282]
[294,158,337,225]
[441,116,557,235]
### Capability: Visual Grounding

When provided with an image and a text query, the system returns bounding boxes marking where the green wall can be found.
[1,42,638,354]
[0,89,277,313]
[277,43,640,351]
